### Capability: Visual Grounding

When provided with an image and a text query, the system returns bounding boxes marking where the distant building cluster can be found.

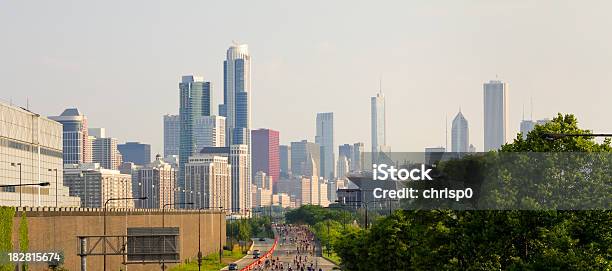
[0,43,549,212]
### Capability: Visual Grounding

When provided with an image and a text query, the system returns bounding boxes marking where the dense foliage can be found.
[331,114,612,270]
[0,207,15,271]
[226,216,273,251]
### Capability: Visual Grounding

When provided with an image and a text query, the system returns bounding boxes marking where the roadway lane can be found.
[270,225,338,271]
[220,238,274,270]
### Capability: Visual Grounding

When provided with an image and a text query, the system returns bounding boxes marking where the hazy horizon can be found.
[2,1,612,156]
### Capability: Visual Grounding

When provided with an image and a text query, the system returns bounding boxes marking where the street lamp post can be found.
[48,168,58,207]
[161,202,193,271]
[10,163,22,207]
[103,196,147,271]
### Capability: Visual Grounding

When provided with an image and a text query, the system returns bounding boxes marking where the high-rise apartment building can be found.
[50,108,91,164]
[64,163,133,208]
[1,102,80,207]
[451,111,469,152]
[163,114,180,157]
[184,154,231,210]
[179,75,212,204]
[484,80,508,151]
[133,155,176,209]
[316,112,335,180]
[252,129,279,182]
[118,142,151,166]
[199,145,250,216]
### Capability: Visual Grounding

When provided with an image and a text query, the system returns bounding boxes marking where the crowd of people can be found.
[253,224,323,271]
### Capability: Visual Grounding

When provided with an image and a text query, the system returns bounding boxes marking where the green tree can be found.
[333,113,612,270]
[0,207,15,271]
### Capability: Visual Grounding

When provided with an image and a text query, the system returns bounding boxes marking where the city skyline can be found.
[3,1,612,155]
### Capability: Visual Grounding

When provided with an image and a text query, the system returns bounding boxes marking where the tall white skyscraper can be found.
[483,80,508,151]
[371,91,389,162]
[219,43,252,216]
[451,110,469,152]
[315,112,335,180]
[220,42,251,146]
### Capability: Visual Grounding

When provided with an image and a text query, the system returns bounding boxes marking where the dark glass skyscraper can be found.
[178,75,211,203]
[117,142,151,165]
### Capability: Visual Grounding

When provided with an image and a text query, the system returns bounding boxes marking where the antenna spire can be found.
[530,97,534,120]
[379,75,382,95]
[445,114,448,151]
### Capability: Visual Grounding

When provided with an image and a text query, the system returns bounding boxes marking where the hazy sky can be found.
[2,1,612,155]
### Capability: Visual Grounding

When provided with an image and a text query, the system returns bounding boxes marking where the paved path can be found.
[220,238,274,270]
[268,225,338,271]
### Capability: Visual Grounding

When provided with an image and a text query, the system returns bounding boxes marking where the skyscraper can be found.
[92,137,122,170]
[279,145,291,178]
[219,43,253,216]
[371,91,389,163]
[352,142,365,171]
[520,118,550,139]
[252,129,280,183]
[483,80,508,151]
[163,114,180,157]
[316,112,335,180]
[451,110,469,152]
[117,142,151,165]
[520,120,536,140]
[178,75,211,203]
[49,108,91,164]
[194,115,226,149]
[290,140,320,178]
[220,42,251,146]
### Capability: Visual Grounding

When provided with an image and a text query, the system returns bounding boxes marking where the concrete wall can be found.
[10,207,226,271]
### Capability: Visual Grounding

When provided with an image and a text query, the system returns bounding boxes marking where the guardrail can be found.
[240,237,278,271]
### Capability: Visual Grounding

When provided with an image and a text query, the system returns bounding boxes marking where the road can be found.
[220,238,274,270]
[269,225,338,271]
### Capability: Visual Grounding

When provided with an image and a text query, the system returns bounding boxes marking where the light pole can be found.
[161,202,193,271]
[103,196,147,271]
[196,205,218,271]
[48,168,58,207]
[10,162,22,207]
